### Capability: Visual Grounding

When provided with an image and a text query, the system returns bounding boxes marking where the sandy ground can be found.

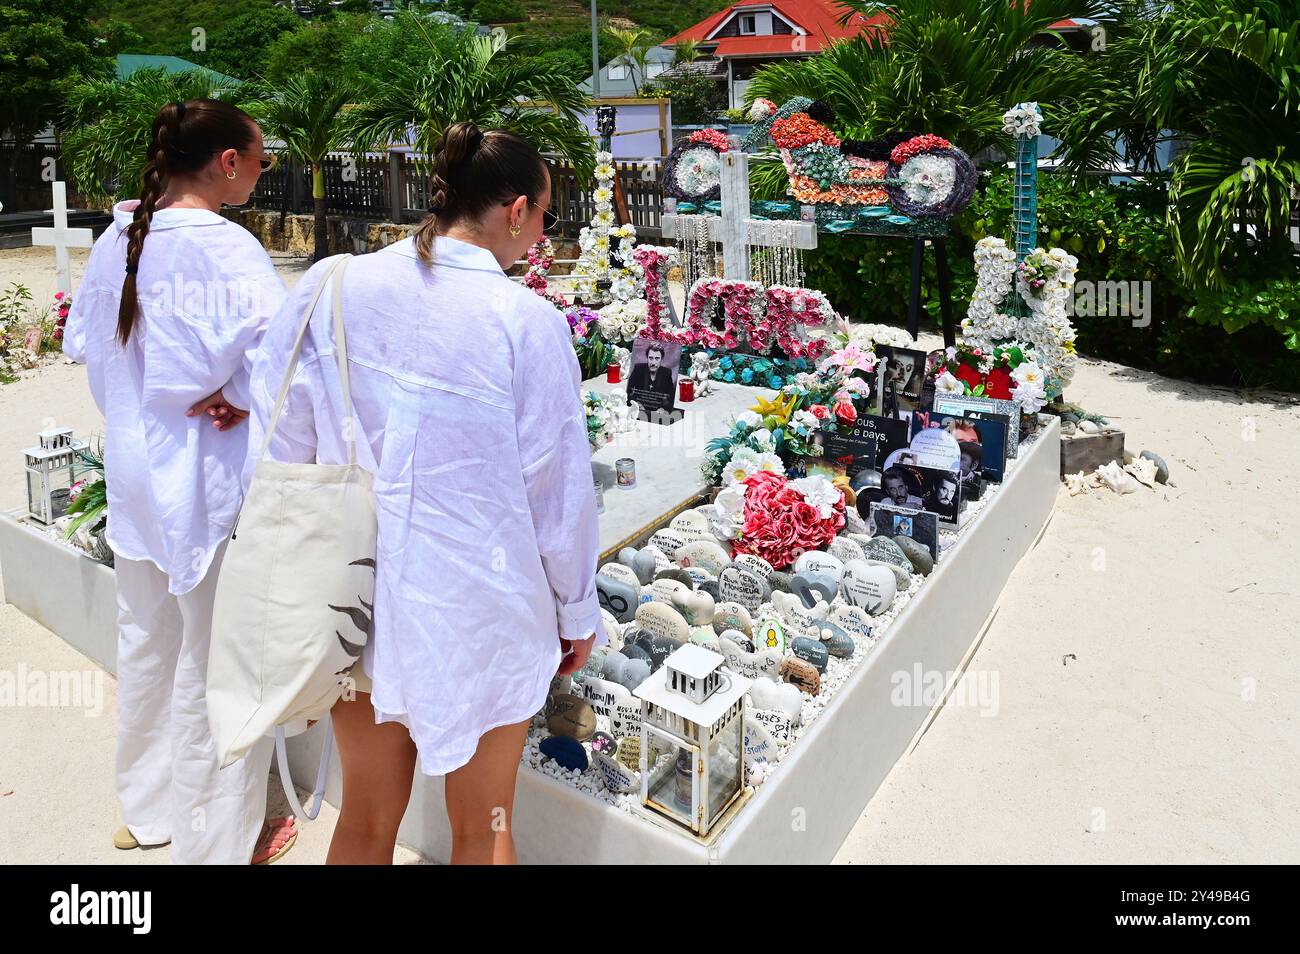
[2,246,1298,865]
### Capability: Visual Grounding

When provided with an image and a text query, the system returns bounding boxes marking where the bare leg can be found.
[444,719,530,865]
[326,692,417,865]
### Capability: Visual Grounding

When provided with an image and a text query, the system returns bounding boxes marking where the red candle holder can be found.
[679,378,695,403]
[606,362,621,384]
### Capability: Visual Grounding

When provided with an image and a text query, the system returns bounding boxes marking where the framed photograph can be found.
[868,502,940,559]
[628,338,682,421]
[814,414,909,479]
[932,394,1021,457]
[874,346,928,421]
[911,410,1007,483]
[877,463,962,528]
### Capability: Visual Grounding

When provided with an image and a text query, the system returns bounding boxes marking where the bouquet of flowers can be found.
[730,470,846,570]
[934,342,1049,414]
[584,389,616,453]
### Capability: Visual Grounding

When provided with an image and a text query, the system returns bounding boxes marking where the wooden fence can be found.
[0,142,65,212]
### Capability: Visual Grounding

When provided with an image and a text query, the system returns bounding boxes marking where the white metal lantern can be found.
[24,428,84,525]
[632,643,752,837]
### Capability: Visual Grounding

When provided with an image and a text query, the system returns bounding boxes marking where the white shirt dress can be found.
[245,236,603,776]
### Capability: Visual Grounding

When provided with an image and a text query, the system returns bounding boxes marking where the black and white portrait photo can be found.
[875,346,927,420]
[628,338,682,420]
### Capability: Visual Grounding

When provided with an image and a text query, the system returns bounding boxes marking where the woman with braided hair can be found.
[246,121,600,864]
[63,99,296,864]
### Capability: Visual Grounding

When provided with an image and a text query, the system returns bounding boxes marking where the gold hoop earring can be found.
[509,224,521,237]
[227,171,237,181]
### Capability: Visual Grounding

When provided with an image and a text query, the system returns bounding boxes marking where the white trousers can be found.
[113,542,274,864]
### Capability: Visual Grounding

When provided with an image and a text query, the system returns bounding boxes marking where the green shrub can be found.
[472,0,525,24]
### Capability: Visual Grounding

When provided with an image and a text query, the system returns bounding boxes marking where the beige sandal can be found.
[253,823,298,865]
[113,825,139,850]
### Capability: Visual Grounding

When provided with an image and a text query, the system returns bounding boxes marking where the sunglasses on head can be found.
[250,152,278,172]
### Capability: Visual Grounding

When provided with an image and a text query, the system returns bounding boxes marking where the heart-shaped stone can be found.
[634,600,690,643]
[733,553,774,578]
[720,635,781,681]
[718,565,770,612]
[596,572,639,623]
[794,551,845,582]
[712,601,753,637]
[618,547,657,585]
[671,587,716,627]
[791,571,838,610]
[747,676,803,723]
[790,636,829,673]
[771,591,828,635]
[675,539,732,575]
[841,560,897,615]
[752,618,788,655]
[749,704,794,742]
[779,656,821,695]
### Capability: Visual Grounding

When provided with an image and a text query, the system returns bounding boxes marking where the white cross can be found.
[659,149,817,281]
[31,182,94,296]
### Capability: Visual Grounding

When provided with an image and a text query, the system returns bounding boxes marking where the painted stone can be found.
[791,571,837,610]
[720,635,781,681]
[654,566,695,590]
[790,636,829,673]
[642,544,672,571]
[689,628,721,652]
[841,560,897,615]
[750,705,794,743]
[545,693,597,741]
[615,734,642,772]
[649,528,687,555]
[844,507,870,535]
[578,646,608,681]
[718,628,754,654]
[846,533,876,550]
[599,562,642,590]
[593,750,639,793]
[579,676,641,736]
[596,573,639,623]
[539,735,588,771]
[830,603,874,641]
[827,536,866,566]
[697,578,722,602]
[743,718,777,768]
[670,508,715,539]
[712,601,754,637]
[671,587,716,627]
[599,608,624,650]
[767,570,794,593]
[682,566,715,587]
[675,539,732,575]
[771,591,828,635]
[752,618,788,655]
[812,619,855,658]
[893,534,935,576]
[733,553,774,578]
[779,656,821,695]
[718,565,770,613]
[634,601,690,644]
[862,536,914,586]
[794,551,846,582]
[631,628,685,672]
[748,676,803,723]
[647,577,692,607]
[590,731,617,755]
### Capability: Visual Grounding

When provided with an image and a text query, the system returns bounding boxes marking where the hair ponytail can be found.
[117,98,258,346]
[413,122,548,266]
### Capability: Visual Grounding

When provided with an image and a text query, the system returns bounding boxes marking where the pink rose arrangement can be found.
[689,128,731,151]
[634,246,675,339]
[733,470,846,570]
[523,238,568,310]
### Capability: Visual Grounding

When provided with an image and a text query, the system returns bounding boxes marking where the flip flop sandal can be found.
[113,826,139,850]
[253,825,298,865]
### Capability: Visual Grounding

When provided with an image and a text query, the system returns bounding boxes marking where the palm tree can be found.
[605,26,655,96]
[744,0,1102,157]
[247,72,356,262]
[1057,0,1300,289]
[672,39,703,67]
[345,28,595,183]
[60,68,246,202]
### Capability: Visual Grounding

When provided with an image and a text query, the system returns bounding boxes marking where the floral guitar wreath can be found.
[745,97,977,218]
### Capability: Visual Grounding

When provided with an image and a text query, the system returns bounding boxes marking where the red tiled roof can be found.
[664,0,885,48]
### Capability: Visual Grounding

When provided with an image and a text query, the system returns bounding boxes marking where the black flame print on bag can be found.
[329,558,375,676]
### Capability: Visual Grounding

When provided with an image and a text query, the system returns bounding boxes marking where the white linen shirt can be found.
[63,201,286,595]
[245,236,603,776]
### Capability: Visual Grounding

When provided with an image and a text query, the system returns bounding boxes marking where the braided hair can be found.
[118,98,257,345]
[413,121,549,266]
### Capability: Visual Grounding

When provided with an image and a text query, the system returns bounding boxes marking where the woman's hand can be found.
[187,389,249,431]
[557,632,597,676]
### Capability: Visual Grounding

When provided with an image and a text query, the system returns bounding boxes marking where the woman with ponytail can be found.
[246,122,600,864]
[62,99,297,864]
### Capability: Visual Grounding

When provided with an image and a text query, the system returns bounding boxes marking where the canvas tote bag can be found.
[207,254,377,768]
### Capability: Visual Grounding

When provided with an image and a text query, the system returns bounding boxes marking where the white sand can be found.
[2,246,1298,864]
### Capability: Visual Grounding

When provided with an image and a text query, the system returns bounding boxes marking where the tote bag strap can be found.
[259,254,355,462]
[274,720,334,822]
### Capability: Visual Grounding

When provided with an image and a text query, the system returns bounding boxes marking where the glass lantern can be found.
[632,644,751,837]
[24,428,83,525]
